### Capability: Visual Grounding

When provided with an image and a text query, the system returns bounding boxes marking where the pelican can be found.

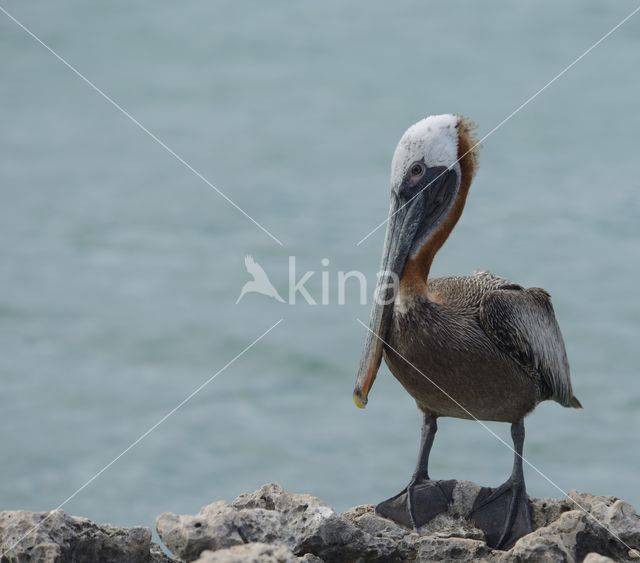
[353,114,581,549]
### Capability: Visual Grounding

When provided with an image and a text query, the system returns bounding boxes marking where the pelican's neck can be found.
[396,230,446,305]
[396,119,478,305]
[397,182,471,302]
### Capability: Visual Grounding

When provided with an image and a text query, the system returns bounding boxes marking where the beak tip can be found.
[352,389,368,409]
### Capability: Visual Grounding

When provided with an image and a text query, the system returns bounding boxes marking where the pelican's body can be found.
[387,271,576,423]
[353,114,580,549]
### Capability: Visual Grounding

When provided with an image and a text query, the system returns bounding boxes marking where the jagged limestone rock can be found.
[156,483,640,563]
[3,483,637,562]
[193,542,322,563]
[156,483,398,562]
[0,509,154,563]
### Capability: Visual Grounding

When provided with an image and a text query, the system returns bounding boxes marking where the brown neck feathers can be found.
[399,116,479,297]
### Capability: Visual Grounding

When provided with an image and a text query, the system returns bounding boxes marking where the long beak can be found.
[353,167,457,408]
[353,191,425,408]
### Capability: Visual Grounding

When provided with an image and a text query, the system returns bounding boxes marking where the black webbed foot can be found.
[375,478,455,529]
[469,478,532,550]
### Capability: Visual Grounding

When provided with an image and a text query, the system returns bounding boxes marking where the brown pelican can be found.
[353,114,581,549]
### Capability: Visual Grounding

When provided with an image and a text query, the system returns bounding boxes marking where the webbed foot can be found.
[375,478,455,529]
[469,478,532,549]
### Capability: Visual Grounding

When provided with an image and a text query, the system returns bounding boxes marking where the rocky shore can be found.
[1,482,639,562]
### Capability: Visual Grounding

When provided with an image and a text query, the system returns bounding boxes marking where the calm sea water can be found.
[1,1,639,532]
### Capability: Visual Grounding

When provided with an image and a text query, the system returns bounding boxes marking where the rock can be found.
[414,536,494,561]
[0,508,160,563]
[507,492,640,563]
[583,554,617,563]
[156,483,399,562]
[2,484,638,562]
[152,543,178,563]
[156,483,640,563]
[193,542,320,562]
[156,501,244,561]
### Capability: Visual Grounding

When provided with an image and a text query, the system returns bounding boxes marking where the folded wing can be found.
[479,286,580,408]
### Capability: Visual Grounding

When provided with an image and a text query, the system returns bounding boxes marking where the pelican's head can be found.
[353,114,479,408]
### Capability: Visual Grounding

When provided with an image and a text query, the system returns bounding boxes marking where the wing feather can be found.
[479,286,580,408]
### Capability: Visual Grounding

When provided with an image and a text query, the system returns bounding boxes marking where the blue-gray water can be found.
[1,0,639,533]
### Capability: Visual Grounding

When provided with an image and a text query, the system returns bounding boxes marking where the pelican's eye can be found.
[410,163,425,179]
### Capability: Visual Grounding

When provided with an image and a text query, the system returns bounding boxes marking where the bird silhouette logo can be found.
[236,255,286,304]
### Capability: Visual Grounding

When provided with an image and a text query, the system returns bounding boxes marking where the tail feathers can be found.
[569,395,583,409]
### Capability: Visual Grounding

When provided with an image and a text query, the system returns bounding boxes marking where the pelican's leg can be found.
[376,414,453,529]
[411,412,438,481]
[469,420,532,549]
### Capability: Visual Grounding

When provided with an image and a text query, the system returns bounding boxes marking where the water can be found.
[1,0,639,533]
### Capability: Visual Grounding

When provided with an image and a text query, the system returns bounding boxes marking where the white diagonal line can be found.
[357,318,638,556]
[0,5,284,247]
[1,318,284,557]
[356,3,640,247]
